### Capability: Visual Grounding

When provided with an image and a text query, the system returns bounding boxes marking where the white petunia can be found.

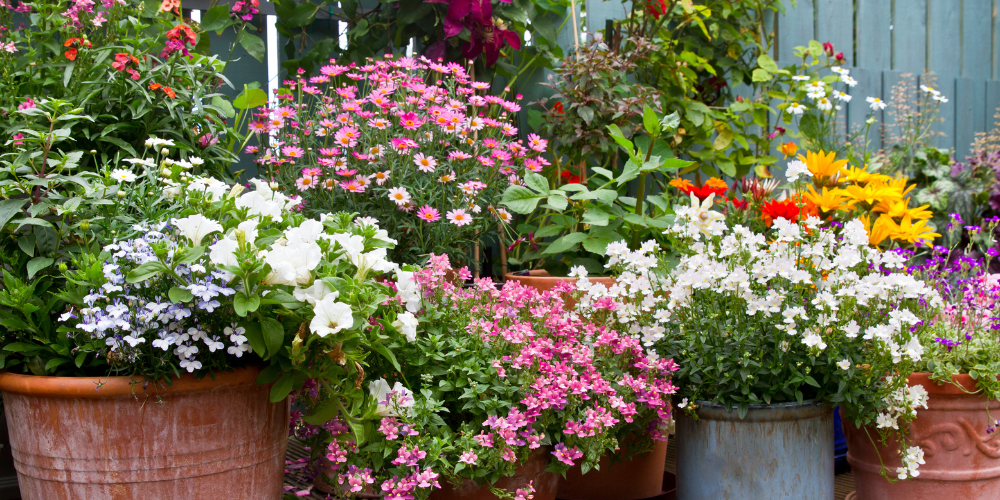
[396,270,422,313]
[392,312,419,342]
[293,280,337,306]
[837,359,851,370]
[309,295,354,337]
[368,378,414,417]
[209,237,240,267]
[172,214,223,246]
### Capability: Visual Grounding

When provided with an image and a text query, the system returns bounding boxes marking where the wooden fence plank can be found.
[881,70,911,147]
[987,80,1000,133]
[847,67,883,153]
[856,0,892,70]
[926,0,959,149]
[776,0,814,62]
[584,0,630,35]
[815,0,853,61]
[892,0,927,73]
[955,77,976,159]
[962,0,993,80]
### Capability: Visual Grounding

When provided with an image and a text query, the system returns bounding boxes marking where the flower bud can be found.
[229,184,245,198]
[269,181,279,190]
[161,148,169,155]
[58,262,68,272]
[116,190,127,199]
[160,168,171,177]
[79,220,90,231]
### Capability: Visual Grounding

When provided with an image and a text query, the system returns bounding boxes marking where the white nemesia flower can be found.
[393,312,419,342]
[784,160,812,183]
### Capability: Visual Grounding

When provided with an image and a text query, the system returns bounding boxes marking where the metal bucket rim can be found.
[689,399,833,421]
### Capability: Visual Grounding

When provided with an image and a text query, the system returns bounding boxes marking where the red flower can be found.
[646,0,667,19]
[63,37,91,61]
[823,41,834,57]
[65,48,78,61]
[167,24,197,46]
[760,199,801,227]
[560,169,580,184]
[552,101,564,115]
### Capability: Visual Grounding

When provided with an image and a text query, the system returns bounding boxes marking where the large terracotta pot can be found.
[0,367,289,500]
[504,270,615,307]
[844,373,1000,499]
[429,447,558,500]
[557,437,669,500]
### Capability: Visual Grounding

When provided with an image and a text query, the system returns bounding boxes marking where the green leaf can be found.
[642,106,660,136]
[370,342,401,371]
[26,257,53,279]
[126,261,167,283]
[577,106,595,124]
[200,5,232,32]
[3,343,34,352]
[617,160,640,186]
[233,88,268,109]
[661,158,695,170]
[799,114,820,138]
[242,321,267,360]
[238,32,266,62]
[302,400,340,425]
[661,111,681,131]
[543,232,588,255]
[713,125,735,150]
[168,286,194,303]
[261,316,285,358]
[234,292,261,317]
[546,193,568,211]
[63,62,75,87]
[44,358,69,373]
[571,189,618,204]
[269,374,295,402]
[606,124,635,158]
[751,68,772,83]
[0,199,25,230]
[174,246,206,265]
[582,234,623,254]
[288,1,322,27]
[582,208,610,226]
[501,185,545,214]
[757,54,779,72]
[523,171,550,195]
[211,96,236,118]
[74,351,87,368]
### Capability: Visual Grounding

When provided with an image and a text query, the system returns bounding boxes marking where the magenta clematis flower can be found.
[429,0,521,66]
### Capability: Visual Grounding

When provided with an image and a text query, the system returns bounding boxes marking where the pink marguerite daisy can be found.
[416,206,441,222]
[446,209,473,227]
[413,153,437,173]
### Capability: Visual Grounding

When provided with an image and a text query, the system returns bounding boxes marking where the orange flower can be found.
[669,178,694,191]
[149,83,162,91]
[65,48,78,61]
[63,38,91,61]
[163,86,176,98]
[760,194,817,227]
[167,24,197,46]
[780,142,798,157]
[704,177,728,190]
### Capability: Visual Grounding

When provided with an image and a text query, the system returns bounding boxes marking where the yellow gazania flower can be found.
[892,216,941,244]
[839,165,890,185]
[800,150,848,179]
[860,214,897,246]
[872,198,934,220]
[804,185,853,213]
[842,183,903,206]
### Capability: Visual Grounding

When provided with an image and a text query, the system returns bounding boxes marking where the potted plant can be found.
[843,219,1000,499]
[574,194,940,499]
[0,127,406,498]
[500,105,690,296]
[297,254,678,500]
[242,56,544,271]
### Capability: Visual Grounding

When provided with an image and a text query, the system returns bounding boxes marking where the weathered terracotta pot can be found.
[0,367,288,500]
[429,447,558,500]
[557,437,668,500]
[844,373,1000,499]
[504,270,615,307]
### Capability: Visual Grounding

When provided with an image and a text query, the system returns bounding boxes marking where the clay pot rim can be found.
[0,366,261,399]
[908,371,990,395]
[503,271,616,283]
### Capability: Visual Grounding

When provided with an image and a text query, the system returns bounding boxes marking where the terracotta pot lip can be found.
[0,366,262,399]
[504,271,615,282]
[908,371,988,394]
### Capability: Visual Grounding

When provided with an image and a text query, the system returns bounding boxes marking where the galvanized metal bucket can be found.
[675,400,834,500]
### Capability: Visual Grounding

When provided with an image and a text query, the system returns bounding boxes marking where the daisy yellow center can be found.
[302,178,311,185]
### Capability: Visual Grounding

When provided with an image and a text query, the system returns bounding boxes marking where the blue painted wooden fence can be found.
[199,0,1000,162]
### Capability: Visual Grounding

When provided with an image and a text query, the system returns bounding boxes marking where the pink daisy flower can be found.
[334,126,359,148]
[374,171,390,185]
[335,169,358,177]
[446,209,473,226]
[340,180,366,193]
[295,176,316,191]
[416,206,441,222]
[413,153,437,172]
[302,167,322,176]
[283,146,305,158]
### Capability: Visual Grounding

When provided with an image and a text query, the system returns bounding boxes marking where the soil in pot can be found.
[557,437,669,500]
[0,367,288,500]
[844,373,1000,499]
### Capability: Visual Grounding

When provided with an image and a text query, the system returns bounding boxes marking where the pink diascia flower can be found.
[417,206,441,222]
[458,450,478,465]
[446,209,473,227]
[552,443,584,466]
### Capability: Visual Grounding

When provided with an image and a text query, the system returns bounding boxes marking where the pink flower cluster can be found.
[246,55,545,232]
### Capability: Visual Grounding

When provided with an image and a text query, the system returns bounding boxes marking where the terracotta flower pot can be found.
[429,447,558,500]
[557,437,669,500]
[0,367,289,500]
[844,373,1000,499]
[504,271,615,307]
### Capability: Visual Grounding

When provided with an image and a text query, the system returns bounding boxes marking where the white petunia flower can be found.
[172,214,223,246]
[309,295,354,337]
